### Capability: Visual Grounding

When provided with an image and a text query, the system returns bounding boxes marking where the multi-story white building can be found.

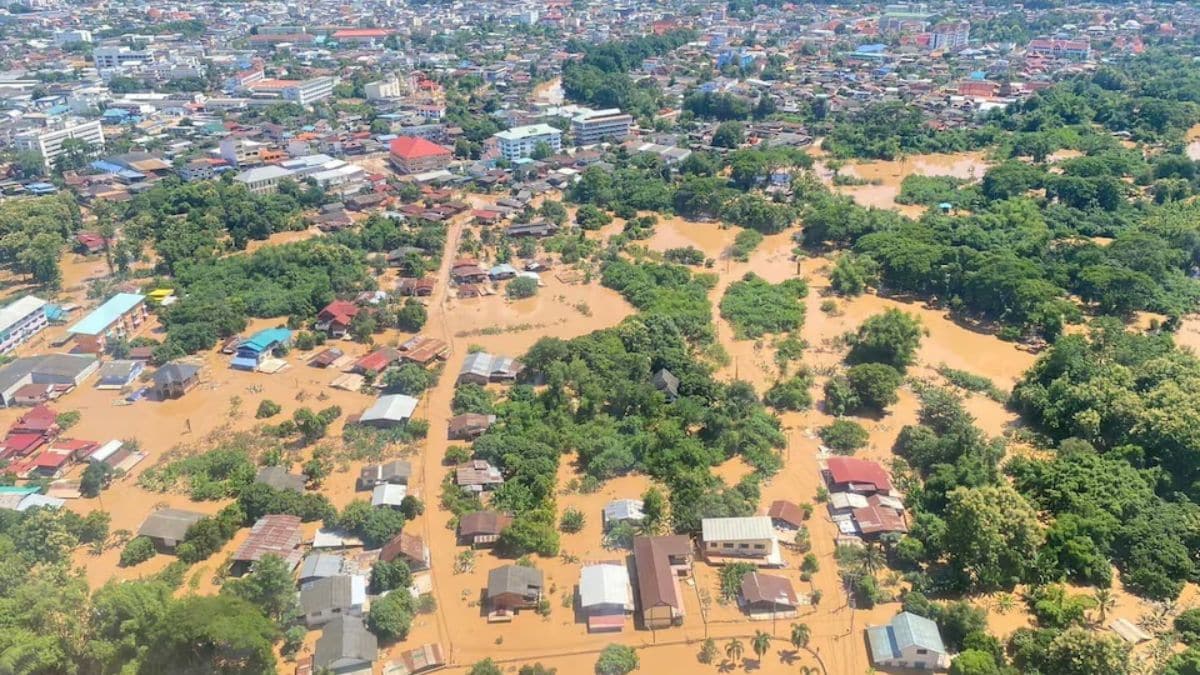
[0,296,48,355]
[282,77,335,106]
[571,108,633,145]
[494,124,562,161]
[929,21,970,51]
[14,120,105,166]
[219,137,266,167]
[364,78,402,100]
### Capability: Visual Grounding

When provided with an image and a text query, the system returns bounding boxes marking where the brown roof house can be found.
[767,499,807,531]
[379,532,430,571]
[632,535,693,629]
[486,564,544,618]
[231,514,304,575]
[153,362,201,399]
[457,511,512,547]
[138,508,206,552]
[739,572,802,620]
[447,413,495,441]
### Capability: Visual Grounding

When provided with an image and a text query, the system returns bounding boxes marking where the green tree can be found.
[396,299,427,332]
[469,659,504,675]
[507,277,539,299]
[950,650,1002,675]
[725,638,745,665]
[367,590,415,642]
[595,644,639,675]
[80,461,114,497]
[711,121,744,148]
[119,536,156,567]
[221,553,300,624]
[1042,627,1130,675]
[751,630,771,661]
[255,400,281,418]
[790,622,811,650]
[845,363,903,411]
[943,485,1043,591]
[819,419,869,454]
[384,363,434,395]
[846,309,924,370]
[141,595,278,674]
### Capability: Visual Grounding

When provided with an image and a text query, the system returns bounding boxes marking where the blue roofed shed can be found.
[233,328,292,369]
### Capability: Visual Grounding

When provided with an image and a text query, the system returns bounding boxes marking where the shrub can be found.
[764,370,814,410]
[255,400,281,418]
[119,536,156,567]
[560,507,586,533]
[819,419,870,454]
[507,277,539,299]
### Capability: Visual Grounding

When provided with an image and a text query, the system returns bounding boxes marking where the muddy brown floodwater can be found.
[33,193,1190,674]
[818,150,991,218]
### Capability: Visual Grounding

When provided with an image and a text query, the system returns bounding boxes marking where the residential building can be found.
[579,563,634,632]
[371,483,408,509]
[651,368,680,400]
[219,137,266,167]
[456,459,504,493]
[494,124,562,161]
[53,29,92,47]
[766,499,806,531]
[138,508,205,552]
[357,460,412,490]
[14,121,105,166]
[880,4,932,34]
[632,535,692,629]
[739,572,801,618]
[300,553,349,586]
[153,362,200,399]
[0,355,99,406]
[0,296,47,355]
[232,165,294,195]
[358,394,419,427]
[301,575,369,627]
[852,494,908,539]
[447,413,495,440]
[389,136,453,174]
[825,456,893,495]
[93,45,153,70]
[315,300,360,338]
[571,108,633,145]
[67,293,147,353]
[457,510,512,547]
[1028,38,1091,60]
[386,644,445,675]
[95,359,143,389]
[701,516,781,565]
[380,532,430,570]
[232,328,291,370]
[486,564,544,614]
[231,514,303,575]
[866,612,951,670]
[313,615,378,674]
[457,352,523,385]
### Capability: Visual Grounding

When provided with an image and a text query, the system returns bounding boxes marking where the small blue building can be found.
[232,328,292,370]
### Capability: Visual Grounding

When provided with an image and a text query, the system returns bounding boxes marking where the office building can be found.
[93,46,153,70]
[494,124,562,161]
[571,108,633,145]
[282,77,335,105]
[233,165,294,195]
[364,78,402,100]
[929,21,970,51]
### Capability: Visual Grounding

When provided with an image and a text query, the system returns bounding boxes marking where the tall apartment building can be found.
[929,21,970,51]
[14,120,105,165]
[571,108,633,145]
[0,296,48,355]
[282,77,335,106]
[494,124,562,161]
[219,137,266,167]
[880,3,931,34]
[53,30,93,47]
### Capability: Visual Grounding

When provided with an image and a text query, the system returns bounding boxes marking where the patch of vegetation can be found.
[719,273,807,339]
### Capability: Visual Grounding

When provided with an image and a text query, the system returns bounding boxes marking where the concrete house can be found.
[95,359,143,389]
[739,572,801,619]
[866,612,951,670]
[313,615,378,674]
[301,574,369,627]
[701,516,782,565]
[232,328,291,371]
[602,499,645,530]
[486,565,544,615]
[137,508,205,552]
[67,293,147,353]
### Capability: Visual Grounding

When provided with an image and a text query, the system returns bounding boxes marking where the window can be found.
[753,544,765,550]
[916,649,928,655]
[738,543,749,549]
[723,542,734,548]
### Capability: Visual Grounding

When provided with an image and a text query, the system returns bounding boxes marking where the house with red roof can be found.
[352,348,400,377]
[389,136,452,175]
[31,449,72,478]
[315,300,361,338]
[1,433,46,459]
[825,456,893,496]
[11,405,58,436]
[331,28,392,46]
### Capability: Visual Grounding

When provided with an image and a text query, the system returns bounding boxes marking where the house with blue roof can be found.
[866,612,950,670]
[67,293,147,353]
[232,328,292,370]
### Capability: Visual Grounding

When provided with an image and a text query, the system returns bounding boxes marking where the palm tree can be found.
[752,631,771,661]
[1093,588,1116,624]
[993,592,1015,614]
[858,543,886,577]
[790,622,811,650]
[725,638,744,665]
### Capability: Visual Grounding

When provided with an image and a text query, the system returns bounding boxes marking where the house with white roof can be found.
[701,516,782,566]
[358,394,418,427]
[579,563,634,632]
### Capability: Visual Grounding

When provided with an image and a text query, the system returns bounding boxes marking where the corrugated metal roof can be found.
[579,563,632,609]
[701,516,775,542]
[68,293,144,336]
